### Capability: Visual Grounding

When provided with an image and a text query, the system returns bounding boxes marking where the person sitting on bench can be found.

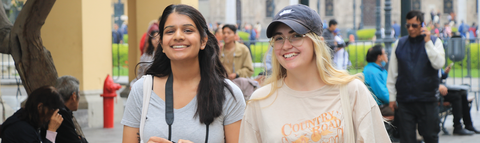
[363,45,394,116]
[439,66,480,135]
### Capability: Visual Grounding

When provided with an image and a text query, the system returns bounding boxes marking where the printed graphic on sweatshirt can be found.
[281,110,343,143]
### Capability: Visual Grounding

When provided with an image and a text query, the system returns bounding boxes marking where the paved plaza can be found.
[2,77,480,142]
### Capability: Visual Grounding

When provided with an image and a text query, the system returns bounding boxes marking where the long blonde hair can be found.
[251,33,363,102]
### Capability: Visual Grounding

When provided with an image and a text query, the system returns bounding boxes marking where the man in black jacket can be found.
[42,76,88,143]
[387,11,445,143]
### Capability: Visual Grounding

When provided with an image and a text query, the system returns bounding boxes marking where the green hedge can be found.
[346,44,373,69]
[250,42,270,63]
[123,35,128,43]
[112,44,129,67]
[356,29,376,40]
[238,31,250,42]
[452,27,458,33]
[446,43,480,69]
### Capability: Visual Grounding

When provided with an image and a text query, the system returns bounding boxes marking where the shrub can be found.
[250,42,270,63]
[356,29,376,40]
[237,31,250,42]
[112,44,129,67]
[452,27,458,33]
[123,35,128,43]
[346,43,373,69]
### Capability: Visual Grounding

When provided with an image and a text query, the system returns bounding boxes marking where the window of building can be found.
[444,0,453,14]
[266,0,274,17]
[325,0,334,16]
[412,0,421,10]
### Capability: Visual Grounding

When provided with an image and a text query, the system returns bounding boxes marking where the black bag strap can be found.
[165,75,174,141]
[165,74,210,143]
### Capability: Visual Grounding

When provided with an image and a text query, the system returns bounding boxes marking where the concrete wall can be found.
[42,0,117,128]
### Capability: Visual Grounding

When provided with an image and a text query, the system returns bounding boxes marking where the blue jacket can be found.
[363,62,389,105]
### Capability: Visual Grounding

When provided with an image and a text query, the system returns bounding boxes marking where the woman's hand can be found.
[47,109,64,132]
[147,136,172,143]
[177,139,193,143]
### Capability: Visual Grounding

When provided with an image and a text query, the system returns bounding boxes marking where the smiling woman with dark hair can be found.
[0,86,64,143]
[122,4,245,143]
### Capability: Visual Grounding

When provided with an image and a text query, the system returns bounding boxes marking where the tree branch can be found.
[0,1,13,54]
[8,0,58,94]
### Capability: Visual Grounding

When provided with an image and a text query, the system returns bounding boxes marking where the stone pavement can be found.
[83,122,124,143]
[81,98,480,143]
[2,78,480,142]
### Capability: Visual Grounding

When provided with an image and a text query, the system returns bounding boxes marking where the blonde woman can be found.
[239,5,390,143]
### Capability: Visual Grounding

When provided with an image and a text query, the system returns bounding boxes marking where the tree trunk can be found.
[0,0,58,95]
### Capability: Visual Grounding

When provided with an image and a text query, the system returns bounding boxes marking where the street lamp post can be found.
[353,0,356,30]
[384,0,393,59]
[359,0,364,29]
[375,0,381,43]
[401,0,411,37]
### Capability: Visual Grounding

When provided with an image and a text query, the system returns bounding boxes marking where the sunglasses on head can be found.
[405,23,421,28]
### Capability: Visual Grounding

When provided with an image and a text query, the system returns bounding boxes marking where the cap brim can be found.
[266,20,309,38]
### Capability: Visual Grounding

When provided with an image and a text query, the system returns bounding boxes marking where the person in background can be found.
[439,66,480,135]
[130,29,160,87]
[245,24,257,49]
[214,25,224,51]
[459,20,469,38]
[221,24,257,101]
[322,19,338,51]
[388,10,445,143]
[254,22,262,40]
[469,23,477,43]
[392,21,401,38]
[112,23,123,44]
[363,45,393,116]
[139,20,159,55]
[221,24,254,79]
[443,23,452,39]
[332,29,351,70]
[0,86,64,143]
[240,4,390,142]
[120,21,128,35]
[41,76,88,143]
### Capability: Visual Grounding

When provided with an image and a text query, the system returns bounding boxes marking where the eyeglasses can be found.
[149,30,160,38]
[405,23,420,28]
[270,34,306,49]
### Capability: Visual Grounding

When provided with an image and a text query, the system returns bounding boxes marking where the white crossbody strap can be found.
[140,75,153,143]
[340,85,356,143]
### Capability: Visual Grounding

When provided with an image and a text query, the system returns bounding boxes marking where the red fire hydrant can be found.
[101,75,121,128]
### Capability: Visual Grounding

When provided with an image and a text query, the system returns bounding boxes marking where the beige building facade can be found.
[40,0,198,128]
[200,0,478,37]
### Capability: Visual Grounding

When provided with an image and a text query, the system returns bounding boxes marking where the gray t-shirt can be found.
[121,77,246,142]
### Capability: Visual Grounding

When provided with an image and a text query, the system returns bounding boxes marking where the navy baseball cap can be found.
[266,4,323,38]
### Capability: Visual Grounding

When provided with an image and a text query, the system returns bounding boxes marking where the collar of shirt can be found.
[367,62,385,71]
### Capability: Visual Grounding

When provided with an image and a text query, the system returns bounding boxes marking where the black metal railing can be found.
[248,38,479,110]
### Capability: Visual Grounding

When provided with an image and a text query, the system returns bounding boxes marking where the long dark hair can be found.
[20,86,64,129]
[145,30,158,56]
[146,4,233,125]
